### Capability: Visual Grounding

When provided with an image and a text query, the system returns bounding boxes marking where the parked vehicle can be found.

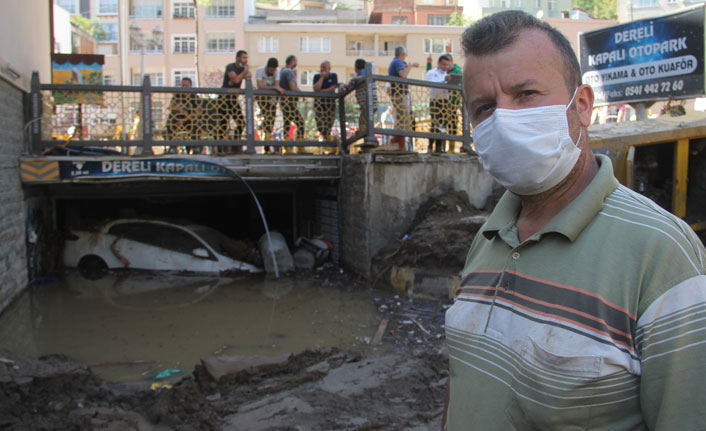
[63,219,262,274]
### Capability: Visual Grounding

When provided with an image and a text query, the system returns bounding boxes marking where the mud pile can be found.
[372,190,492,277]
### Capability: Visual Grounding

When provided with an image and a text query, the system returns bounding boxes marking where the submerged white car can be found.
[63,219,262,274]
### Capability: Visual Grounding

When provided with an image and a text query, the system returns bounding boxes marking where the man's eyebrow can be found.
[467,79,541,108]
[507,79,539,92]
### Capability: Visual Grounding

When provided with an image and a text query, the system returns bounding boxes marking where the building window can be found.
[206,0,235,18]
[101,23,118,41]
[173,69,196,86]
[132,72,164,86]
[99,0,118,14]
[258,36,279,53]
[382,40,402,56]
[391,16,408,24]
[299,70,315,87]
[173,2,195,18]
[423,38,452,54]
[547,0,556,11]
[103,75,116,85]
[428,14,450,25]
[173,35,196,53]
[131,38,163,52]
[515,0,523,6]
[633,0,657,6]
[55,0,78,14]
[207,33,235,53]
[130,0,163,18]
[300,37,331,53]
[534,0,541,8]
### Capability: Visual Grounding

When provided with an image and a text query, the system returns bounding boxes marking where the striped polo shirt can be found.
[445,154,706,430]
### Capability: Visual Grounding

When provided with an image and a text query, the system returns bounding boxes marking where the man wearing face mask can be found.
[443,11,706,431]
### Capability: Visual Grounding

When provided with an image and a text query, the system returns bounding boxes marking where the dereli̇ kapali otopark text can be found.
[587,36,688,67]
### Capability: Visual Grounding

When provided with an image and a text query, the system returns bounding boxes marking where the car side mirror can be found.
[192,248,209,258]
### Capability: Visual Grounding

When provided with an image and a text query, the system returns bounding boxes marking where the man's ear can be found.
[575,84,595,128]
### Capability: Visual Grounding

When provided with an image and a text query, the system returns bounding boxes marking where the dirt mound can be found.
[372,190,490,276]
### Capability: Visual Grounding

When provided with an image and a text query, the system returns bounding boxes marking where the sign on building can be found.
[579,6,704,105]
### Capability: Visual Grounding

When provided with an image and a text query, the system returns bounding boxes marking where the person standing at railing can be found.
[388,46,418,151]
[165,77,200,154]
[279,55,305,153]
[425,55,452,153]
[343,59,378,143]
[427,53,463,152]
[381,104,394,146]
[218,50,250,153]
[255,57,285,152]
[312,61,339,145]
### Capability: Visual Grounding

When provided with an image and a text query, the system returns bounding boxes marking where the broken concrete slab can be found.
[201,353,291,381]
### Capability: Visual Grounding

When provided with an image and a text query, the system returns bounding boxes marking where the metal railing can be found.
[28,63,473,156]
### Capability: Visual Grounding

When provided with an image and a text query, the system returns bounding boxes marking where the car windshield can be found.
[189,226,227,254]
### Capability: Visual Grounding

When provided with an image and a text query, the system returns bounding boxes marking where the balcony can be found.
[346,49,377,56]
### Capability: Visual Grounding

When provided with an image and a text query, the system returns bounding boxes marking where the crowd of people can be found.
[164,48,465,154]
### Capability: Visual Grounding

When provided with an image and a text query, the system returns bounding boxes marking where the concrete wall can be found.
[0,78,29,312]
[339,153,496,278]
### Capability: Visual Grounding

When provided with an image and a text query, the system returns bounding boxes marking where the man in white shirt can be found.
[425,55,452,153]
[255,57,284,143]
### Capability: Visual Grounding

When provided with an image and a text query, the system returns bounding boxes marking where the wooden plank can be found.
[672,138,690,218]
[370,319,389,346]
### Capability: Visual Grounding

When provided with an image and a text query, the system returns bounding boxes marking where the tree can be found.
[71,15,107,40]
[573,0,617,20]
[446,12,472,27]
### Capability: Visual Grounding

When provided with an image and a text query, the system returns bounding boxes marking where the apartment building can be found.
[459,0,572,20]
[56,0,249,87]
[246,23,465,88]
[245,14,615,90]
[368,0,463,25]
[616,0,704,22]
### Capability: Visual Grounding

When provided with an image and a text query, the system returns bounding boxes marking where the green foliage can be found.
[70,15,107,40]
[446,12,472,27]
[573,0,617,20]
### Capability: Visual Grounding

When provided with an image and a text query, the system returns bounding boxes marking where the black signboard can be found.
[579,6,705,105]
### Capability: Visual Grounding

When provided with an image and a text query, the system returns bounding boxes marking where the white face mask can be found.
[472,89,582,196]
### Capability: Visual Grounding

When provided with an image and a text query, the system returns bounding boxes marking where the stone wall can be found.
[0,78,28,312]
[339,152,496,279]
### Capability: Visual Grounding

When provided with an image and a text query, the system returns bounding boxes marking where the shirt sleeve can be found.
[637,274,706,429]
[313,74,321,85]
[394,60,404,75]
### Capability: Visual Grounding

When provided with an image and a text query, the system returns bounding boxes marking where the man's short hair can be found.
[439,55,450,63]
[354,59,366,71]
[394,46,406,57]
[266,57,278,68]
[461,10,581,92]
[236,50,247,59]
[181,77,192,84]
[285,55,296,66]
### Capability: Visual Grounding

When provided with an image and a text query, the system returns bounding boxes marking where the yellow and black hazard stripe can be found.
[20,160,59,182]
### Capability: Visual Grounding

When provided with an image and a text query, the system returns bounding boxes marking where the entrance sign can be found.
[579,6,705,105]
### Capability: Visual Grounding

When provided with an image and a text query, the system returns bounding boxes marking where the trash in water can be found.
[154,368,183,380]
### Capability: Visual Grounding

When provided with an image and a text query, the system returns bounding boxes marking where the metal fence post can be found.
[141,74,153,154]
[338,92,348,154]
[461,102,472,154]
[362,62,377,147]
[29,71,42,153]
[245,77,255,153]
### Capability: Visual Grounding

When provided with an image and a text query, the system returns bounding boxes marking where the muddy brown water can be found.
[0,270,381,383]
